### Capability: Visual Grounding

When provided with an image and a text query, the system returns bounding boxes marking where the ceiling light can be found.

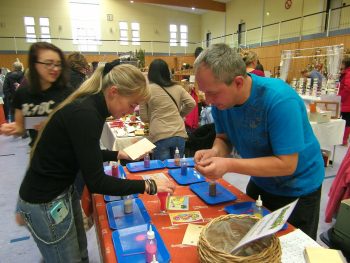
[266,11,270,16]
[130,0,134,3]
[192,7,195,10]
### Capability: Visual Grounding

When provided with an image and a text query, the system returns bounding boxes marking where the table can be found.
[92,168,295,263]
[310,119,346,165]
[101,122,144,151]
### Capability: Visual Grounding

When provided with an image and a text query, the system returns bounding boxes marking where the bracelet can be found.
[145,179,157,195]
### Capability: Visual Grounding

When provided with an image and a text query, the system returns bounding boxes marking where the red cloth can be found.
[0,104,5,125]
[184,89,199,130]
[81,186,93,217]
[338,67,350,112]
[325,146,350,222]
[250,69,265,77]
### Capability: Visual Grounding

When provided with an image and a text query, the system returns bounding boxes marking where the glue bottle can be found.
[123,194,133,214]
[144,152,150,168]
[150,255,159,263]
[174,147,180,166]
[180,154,187,176]
[145,225,157,263]
[253,195,263,219]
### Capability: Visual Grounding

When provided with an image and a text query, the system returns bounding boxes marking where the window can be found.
[24,16,36,43]
[131,22,140,46]
[119,21,128,45]
[180,25,188,47]
[169,24,177,46]
[39,17,51,42]
[69,0,101,51]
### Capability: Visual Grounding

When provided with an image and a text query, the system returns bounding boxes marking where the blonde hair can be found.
[31,63,149,158]
[242,51,258,67]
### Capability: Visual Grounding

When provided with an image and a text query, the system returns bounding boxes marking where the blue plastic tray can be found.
[190,182,237,205]
[126,160,165,173]
[106,198,151,229]
[168,168,205,185]
[164,158,195,168]
[104,194,138,202]
[112,223,171,263]
[224,201,288,230]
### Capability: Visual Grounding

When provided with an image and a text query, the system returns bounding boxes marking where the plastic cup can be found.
[157,192,169,213]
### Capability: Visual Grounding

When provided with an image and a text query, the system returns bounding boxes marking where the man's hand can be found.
[195,157,229,180]
[194,148,218,163]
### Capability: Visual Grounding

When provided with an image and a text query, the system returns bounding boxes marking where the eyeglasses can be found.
[36,61,62,69]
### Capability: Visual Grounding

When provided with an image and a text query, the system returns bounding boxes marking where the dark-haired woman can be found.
[0,42,72,146]
[140,59,195,160]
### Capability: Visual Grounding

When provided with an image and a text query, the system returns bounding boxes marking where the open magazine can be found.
[231,199,298,254]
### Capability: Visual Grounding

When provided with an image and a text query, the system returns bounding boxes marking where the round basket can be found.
[198,214,281,263]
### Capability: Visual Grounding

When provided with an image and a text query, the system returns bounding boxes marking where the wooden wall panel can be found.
[1,34,349,78]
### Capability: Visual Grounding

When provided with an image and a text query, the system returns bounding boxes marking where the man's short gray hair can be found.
[13,61,23,71]
[194,43,246,85]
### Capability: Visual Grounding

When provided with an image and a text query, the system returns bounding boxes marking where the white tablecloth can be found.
[310,119,345,148]
[100,122,144,151]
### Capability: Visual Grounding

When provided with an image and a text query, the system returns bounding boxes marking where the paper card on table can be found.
[230,199,298,254]
[142,173,168,181]
[182,224,204,246]
[123,138,156,160]
[169,211,204,225]
[167,196,189,211]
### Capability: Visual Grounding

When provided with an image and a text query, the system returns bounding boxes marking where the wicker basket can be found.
[198,214,281,263]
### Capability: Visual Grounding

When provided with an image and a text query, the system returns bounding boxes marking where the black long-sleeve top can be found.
[19,92,145,203]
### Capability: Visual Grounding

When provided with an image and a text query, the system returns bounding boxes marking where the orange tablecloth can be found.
[92,168,294,263]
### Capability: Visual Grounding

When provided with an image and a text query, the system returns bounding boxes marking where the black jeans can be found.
[246,180,321,240]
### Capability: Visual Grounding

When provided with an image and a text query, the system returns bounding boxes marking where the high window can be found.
[169,24,177,46]
[131,22,140,46]
[39,17,51,43]
[24,16,36,43]
[119,21,128,45]
[69,0,101,51]
[180,25,188,47]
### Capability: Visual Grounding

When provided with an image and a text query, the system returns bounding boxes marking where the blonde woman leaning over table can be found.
[17,60,175,263]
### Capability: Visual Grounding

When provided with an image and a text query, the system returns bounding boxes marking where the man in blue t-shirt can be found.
[193,43,324,240]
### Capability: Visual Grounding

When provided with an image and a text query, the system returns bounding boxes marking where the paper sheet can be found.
[279,229,321,263]
[182,224,204,246]
[141,173,168,181]
[167,196,189,211]
[231,199,298,253]
[123,138,156,160]
[169,211,204,225]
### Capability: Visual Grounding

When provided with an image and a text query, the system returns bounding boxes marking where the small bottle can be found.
[144,153,150,168]
[145,225,157,263]
[180,154,187,176]
[253,195,263,219]
[123,195,133,214]
[150,255,159,263]
[209,180,217,197]
[174,147,180,166]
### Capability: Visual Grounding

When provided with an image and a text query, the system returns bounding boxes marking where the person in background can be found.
[0,67,9,98]
[17,60,176,262]
[242,50,265,77]
[91,61,99,72]
[194,43,324,240]
[3,61,24,121]
[0,42,72,147]
[194,47,203,59]
[301,65,323,89]
[67,52,89,90]
[255,60,265,73]
[338,56,350,146]
[140,59,196,160]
